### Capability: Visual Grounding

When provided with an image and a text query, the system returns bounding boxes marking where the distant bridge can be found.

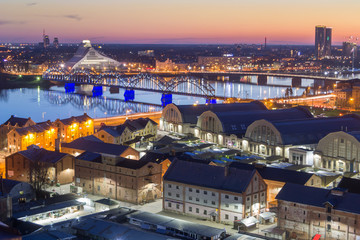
[189,71,348,81]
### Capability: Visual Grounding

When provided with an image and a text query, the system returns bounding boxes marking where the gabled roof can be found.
[61,136,132,156]
[15,122,53,136]
[76,151,102,163]
[338,177,360,194]
[229,162,313,185]
[15,147,67,164]
[116,157,153,169]
[57,113,92,125]
[164,159,256,194]
[3,115,32,127]
[175,101,267,124]
[276,183,360,215]
[271,114,360,145]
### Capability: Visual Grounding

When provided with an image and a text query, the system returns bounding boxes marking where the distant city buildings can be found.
[315,25,332,59]
[138,50,154,57]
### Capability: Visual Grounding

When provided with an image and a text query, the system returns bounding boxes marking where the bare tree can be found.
[28,159,49,195]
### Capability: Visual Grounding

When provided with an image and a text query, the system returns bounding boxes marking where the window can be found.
[109,188,112,194]
[254,195,257,199]
[247,197,250,201]
[212,201,216,205]
[189,196,192,200]
[234,205,238,210]
[189,188,192,192]
[234,196,238,201]
[204,191,207,195]
[168,202,171,207]
[225,204,229,207]
[196,208,199,213]
[212,193,216,196]
[204,200,208,204]
[338,217,341,222]
[168,184,172,188]
[176,194,180,198]
[318,214,320,218]
[168,192,172,196]
[303,211,306,215]
[189,206,192,212]
[293,203,296,207]
[196,198,199,202]
[176,204,180,209]
[225,214,229,220]
[97,186,100,191]
[285,207,287,211]
[225,195,229,199]
[234,216,238,221]
[204,210,207,215]
[327,224,331,231]
[327,207,332,213]
[261,192,265,197]
[196,189,200,193]
[327,216,331,221]
[176,186,179,190]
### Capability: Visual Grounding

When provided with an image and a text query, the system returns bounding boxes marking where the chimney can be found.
[55,138,60,152]
[224,165,229,177]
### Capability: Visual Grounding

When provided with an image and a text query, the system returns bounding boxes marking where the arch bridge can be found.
[43,68,216,100]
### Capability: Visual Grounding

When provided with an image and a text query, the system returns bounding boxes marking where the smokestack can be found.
[224,165,229,177]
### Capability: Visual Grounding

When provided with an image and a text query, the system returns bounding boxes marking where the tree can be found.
[28,159,49,196]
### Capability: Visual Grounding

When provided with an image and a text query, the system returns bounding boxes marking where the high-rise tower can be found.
[315,25,332,59]
[53,37,59,48]
[43,29,50,48]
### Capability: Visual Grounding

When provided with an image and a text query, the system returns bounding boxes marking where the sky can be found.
[1,0,360,45]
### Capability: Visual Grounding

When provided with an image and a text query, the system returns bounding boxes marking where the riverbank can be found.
[0,72,54,89]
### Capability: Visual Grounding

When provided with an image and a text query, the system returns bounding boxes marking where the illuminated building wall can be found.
[7,122,57,153]
[55,114,94,143]
[0,116,35,150]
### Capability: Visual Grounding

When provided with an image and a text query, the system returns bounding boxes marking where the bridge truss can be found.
[43,68,216,99]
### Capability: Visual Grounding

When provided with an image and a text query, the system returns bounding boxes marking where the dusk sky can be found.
[1,0,360,44]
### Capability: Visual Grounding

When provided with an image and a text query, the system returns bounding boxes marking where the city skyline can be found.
[1,0,360,44]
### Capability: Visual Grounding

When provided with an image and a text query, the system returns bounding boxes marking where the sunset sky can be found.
[1,0,359,45]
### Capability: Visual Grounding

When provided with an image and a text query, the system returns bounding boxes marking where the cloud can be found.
[0,20,26,25]
[63,15,82,21]
[26,2,37,6]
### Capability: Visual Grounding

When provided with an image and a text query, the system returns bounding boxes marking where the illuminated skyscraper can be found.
[42,29,50,48]
[315,25,332,59]
[53,37,59,48]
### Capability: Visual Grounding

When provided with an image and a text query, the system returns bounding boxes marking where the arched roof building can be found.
[244,114,360,160]
[160,101,267,135]
[316,130,360,173]
[196,106,313,147]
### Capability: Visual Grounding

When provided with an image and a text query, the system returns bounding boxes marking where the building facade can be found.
[7,121,57,153]
[277,183,360,240]
[315,131,360,173]
[94,118,157,148]
[54,114,94,143]
[75,153,162,204]
[5,147,75,185]
[163,160,267,223]
[0,116,35,150]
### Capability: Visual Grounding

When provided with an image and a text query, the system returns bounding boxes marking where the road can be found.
[93,111,162,128]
